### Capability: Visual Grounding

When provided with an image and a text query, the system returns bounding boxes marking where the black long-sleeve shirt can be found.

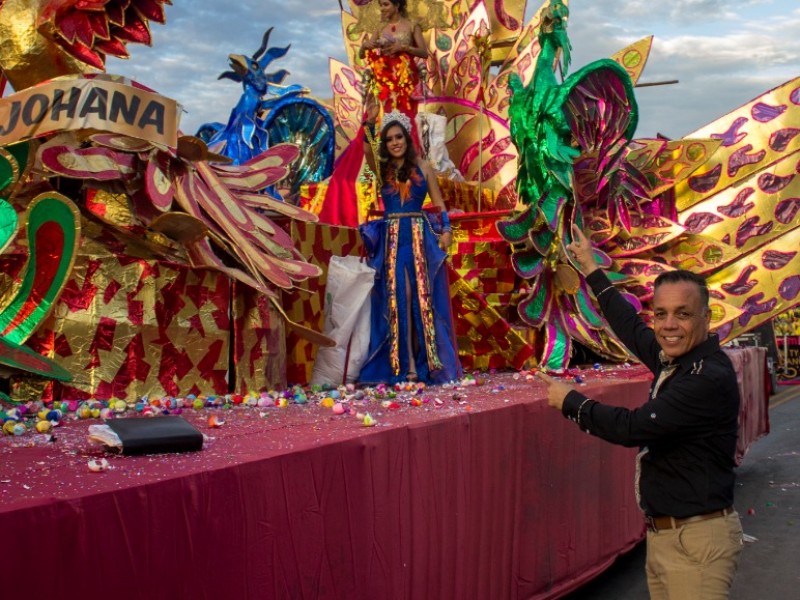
[562,270,740,518]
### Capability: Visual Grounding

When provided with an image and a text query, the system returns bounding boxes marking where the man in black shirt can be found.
[537,225,743,599]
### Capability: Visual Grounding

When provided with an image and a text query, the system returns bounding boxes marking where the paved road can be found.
[563,385,800,599]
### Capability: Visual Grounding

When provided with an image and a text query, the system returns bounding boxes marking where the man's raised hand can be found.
[566,224,599,277]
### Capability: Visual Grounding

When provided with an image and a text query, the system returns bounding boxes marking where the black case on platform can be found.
[106,416,203,455]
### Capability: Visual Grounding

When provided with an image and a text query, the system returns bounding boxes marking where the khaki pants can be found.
[646,511,743,599]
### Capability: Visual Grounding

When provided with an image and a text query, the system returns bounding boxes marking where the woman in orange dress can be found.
[360,0,428,120]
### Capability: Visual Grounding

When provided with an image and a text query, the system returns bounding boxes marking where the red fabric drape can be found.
[0,355,768,599]
[725,346,770,463]
[317,127,365,228]
[0,371,650,599]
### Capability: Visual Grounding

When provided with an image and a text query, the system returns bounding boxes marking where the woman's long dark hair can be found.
[389,0,408,18]
[379,122,416,184]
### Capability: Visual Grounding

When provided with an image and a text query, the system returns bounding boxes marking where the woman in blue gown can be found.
[358,102,462,385]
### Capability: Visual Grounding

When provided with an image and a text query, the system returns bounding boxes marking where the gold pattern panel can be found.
[679,150,800,258]
[423,100,517,203]
[635,232,742,275]
[484,0,527,47]
[706,226,800,343]
[282,222,363,384]
[675,77,800,211]
[610,36,653,86]
[329,59,364,155]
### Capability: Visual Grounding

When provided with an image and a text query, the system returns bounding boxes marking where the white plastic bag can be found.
[310,255,375,385]
[416,112,463,181]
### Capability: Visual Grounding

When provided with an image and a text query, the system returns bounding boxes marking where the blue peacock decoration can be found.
[197,27,335,201]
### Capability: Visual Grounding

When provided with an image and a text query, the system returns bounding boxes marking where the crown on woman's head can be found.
[381,110,413,135]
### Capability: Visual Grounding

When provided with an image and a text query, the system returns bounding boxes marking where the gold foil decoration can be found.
[282,221,364,384]
[449,274,534,371]
[299,179,377,225]
[233,284,287,393]
[0,0,94,91]
[9,218,253,401]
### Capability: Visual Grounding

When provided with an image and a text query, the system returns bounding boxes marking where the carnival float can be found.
[0,1,795,598]
[0,0,798,402]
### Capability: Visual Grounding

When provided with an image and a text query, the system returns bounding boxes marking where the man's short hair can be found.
[654,270,709,307]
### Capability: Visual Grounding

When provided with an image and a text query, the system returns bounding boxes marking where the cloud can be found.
[105,2,347,134]
[98,0,798,139]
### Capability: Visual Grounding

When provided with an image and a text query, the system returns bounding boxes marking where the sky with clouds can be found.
[101,0,799,141]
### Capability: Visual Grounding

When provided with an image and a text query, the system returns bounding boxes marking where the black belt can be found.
[645,507,735,532]
[385,212,424,219]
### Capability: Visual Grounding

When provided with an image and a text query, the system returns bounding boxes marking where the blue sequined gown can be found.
[358,166,462,385]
